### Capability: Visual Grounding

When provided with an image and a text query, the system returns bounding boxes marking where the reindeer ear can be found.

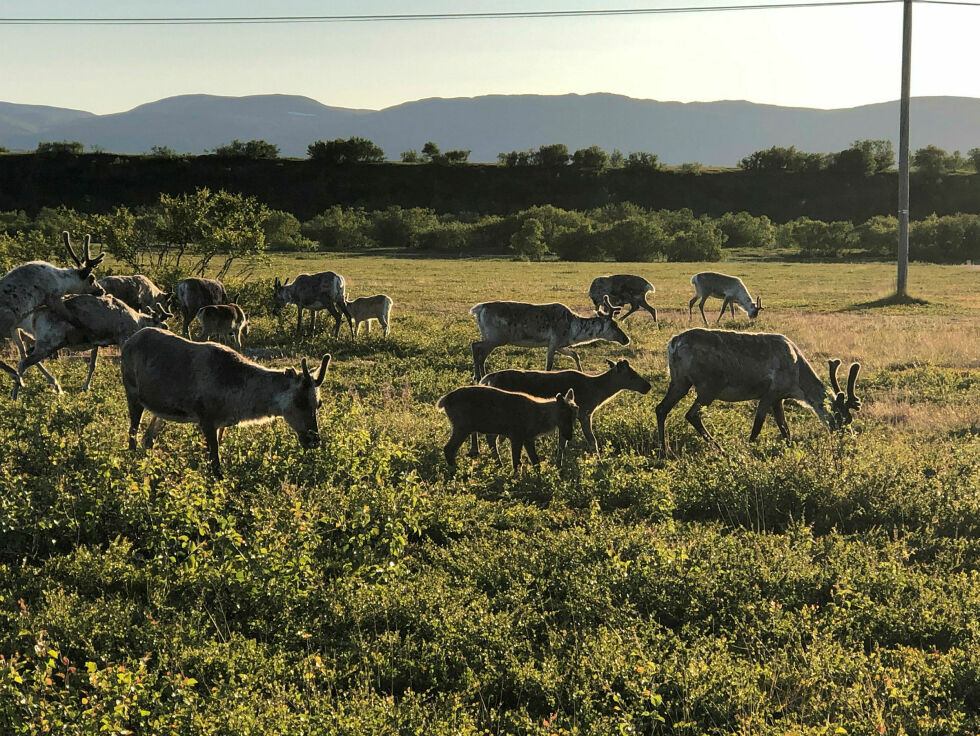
[314,354,331,386]
[605,358,616,368]
[564,389,575,403]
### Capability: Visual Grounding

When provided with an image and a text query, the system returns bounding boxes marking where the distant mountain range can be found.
[2,93,980,166]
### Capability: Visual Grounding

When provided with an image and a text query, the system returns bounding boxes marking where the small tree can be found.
[400,149,421,163]
[912,145,957,178]
[572,145,609,173]
[35,141,84,156]
[625,152,659,170]
[498,150,534,166]
[532,144,570,169]
[148,145,179,158]
[609,149,625,168]
[421,141,441,163]
[308,137,385,164]
[213,139,280,159]
[967,148,980,173]
[442,149,471,165]
[510,218,548,261]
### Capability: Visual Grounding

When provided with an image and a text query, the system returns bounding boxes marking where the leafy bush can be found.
[665,219,725,261]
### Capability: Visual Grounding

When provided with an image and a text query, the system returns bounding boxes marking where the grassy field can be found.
[1,256,978,734]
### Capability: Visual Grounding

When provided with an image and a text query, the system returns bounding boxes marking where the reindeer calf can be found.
[437,385,577,470]
[481,358,650,455]
[688,272,763,325]
[346,294,393,337]
[195,304,249,350]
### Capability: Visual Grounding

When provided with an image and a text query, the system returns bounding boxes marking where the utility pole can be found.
[896,0,912,296]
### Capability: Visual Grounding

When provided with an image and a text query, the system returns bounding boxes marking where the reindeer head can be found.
[149,302,174,329]
[605,358,651,394]
[747,295,764,319]
[62,232,106,295]
[595,295,630,346]
[271,277,290,315]
[283,354,330,449]
[827,359,862,430]
[555,388,579,463]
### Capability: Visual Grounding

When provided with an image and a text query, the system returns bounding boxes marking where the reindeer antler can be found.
[845,363,862,411]
[828,359,843,396]
[314,354,331,386]
[63,231,82,267]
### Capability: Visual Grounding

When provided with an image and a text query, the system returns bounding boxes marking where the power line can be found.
[0,2,907,26]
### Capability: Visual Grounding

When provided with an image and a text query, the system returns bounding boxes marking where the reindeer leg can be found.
[143,416,165,448]
[730,300,736,319]
[685,396,718,447]
[619,303,640,320]
[382,315,390,337]
[17,345,62,395]
[643,302,659,323]
[2,359,23,398]
[524,439,541,467]
[580,411,599,456]
[750,399,775,441]
[82,347,99,392]
[716,298,730,324]
[444,428,467,468]
[309,309,318,336]
[556,346,581,371]
[200,421,223,478]
[126,396,145,451]
[325,303,343,338]
[472,341,491,381]
[688,295,699,321]
[655,378,692,456]
[698,298,709,326]
[467,432,480,457]
[296,308,303,337]
[545,345,557,371]
[771,399,792,442]
[488,435,503,465]
[508,436,523,471]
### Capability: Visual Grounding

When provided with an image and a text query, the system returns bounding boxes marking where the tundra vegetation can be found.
[0,253,978,734]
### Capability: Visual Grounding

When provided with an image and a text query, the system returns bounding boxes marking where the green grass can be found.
[0,256,978,734]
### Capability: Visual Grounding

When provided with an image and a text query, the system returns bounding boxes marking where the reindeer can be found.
[346,294,393,338]
[437,385,578,470]
[194,304,249,350]
[13,295,172,398]
[655,328,861,455]
[589,274,658,322]
[173,278,228,337]
[0,231,105,390]
[688,272,762,325]
[272,273,353,338]
[481,358,651,456]
[98,275,171,314]
[121,327,330,478]
[470,296,629,380]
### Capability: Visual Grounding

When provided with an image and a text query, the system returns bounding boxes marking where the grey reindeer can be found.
[272,273,353,338]
[480,358,651,456]
[194,304,249,350]
[345,294,393,338]
[655,328,861,455]
[688,272,763,325]
[98,274,172,314]
[437,385,578,470]
[121,327,330,478]
[173,278,228,337]
[0,231,105,391]
[469,296,629,380]
[14,295,172,398]
[588,274,658,322]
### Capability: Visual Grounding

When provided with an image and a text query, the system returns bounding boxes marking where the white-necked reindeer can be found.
[470,296,629,380]
[655,328,861,454]
[14,295,172,398]
[0,232,105,390]
[688,272,762,325]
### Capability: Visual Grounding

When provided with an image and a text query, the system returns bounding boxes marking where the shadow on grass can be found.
[840,293,930,312]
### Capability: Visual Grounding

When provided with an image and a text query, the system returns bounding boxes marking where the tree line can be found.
[2,193,976,275]
[15,137,980,178]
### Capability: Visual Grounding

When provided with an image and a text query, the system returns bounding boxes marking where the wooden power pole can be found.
[897,0,912,296]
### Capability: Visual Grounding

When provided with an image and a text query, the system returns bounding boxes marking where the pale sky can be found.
[1,0,979,114]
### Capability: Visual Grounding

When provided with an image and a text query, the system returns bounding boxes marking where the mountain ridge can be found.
[2,92,979,165]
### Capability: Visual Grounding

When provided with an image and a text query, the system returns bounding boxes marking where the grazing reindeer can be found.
[470,296,629,380]
[174,278,227,337]
[589,275,658,322]
[194,304,249,350]
[98,275,171,314]
[655,328,861,455]
[0,231,105,389]
[121,327,330,478]
[437,385,578,470]
[14,295,172,398]
[688,272,762,325]
[481,358,651,455]
[346,294,393,337]
[272,273,353,338]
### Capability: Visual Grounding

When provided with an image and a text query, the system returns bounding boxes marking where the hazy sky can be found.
[2,0,979,114]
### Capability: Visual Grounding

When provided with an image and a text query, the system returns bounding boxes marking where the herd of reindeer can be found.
[0,231,862,478]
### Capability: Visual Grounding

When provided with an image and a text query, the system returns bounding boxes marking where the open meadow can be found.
[1,256,978,734]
